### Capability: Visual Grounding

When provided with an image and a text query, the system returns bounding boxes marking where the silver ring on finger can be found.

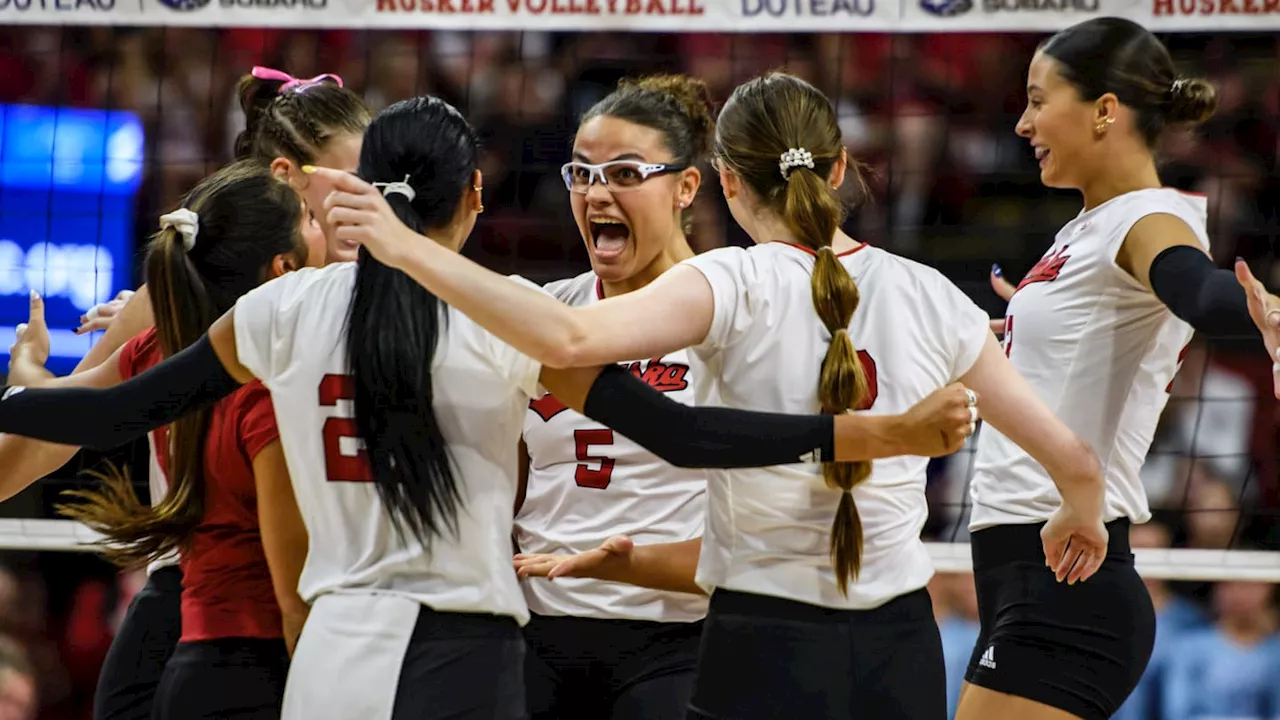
[968,406,979,423]
[963,389,977,407]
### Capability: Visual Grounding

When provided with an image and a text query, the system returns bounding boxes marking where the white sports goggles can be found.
[560,160,686,194]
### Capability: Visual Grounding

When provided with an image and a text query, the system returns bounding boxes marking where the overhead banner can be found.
[0,0,1275,31]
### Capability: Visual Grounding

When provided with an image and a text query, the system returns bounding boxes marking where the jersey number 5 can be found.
[573,429,615,490]
[319,374,372,482]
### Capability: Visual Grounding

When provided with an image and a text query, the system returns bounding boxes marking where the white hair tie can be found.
[779,148,815,180]
[372,175,416,203]
[159,208,200,252]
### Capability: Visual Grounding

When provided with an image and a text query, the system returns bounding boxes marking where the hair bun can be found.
[628,74,716,159]
[233,72,286,160]
[1167,77,1218,126]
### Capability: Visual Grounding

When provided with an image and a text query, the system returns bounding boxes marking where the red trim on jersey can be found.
[1167,187,1207,199]
[122,328,283,643]
[595,276,605,300]
[776,241,868,258]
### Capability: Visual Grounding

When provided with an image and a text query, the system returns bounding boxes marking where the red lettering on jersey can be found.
[319,374,373,482]
[527,357,691,423]
[855,350,878,410]
[1017,246,1072,291]
[626,357,690,393]
[529,393,570,422]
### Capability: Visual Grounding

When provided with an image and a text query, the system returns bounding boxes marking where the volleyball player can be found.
[309,73,1107,719]
[0,95,980,720]
[71,65,369,369]
[516,74,716,720]
[950,18,1280,720]
[0,66,368,720]
[6,162,321,719]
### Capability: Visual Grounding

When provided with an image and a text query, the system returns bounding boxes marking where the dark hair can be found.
[582,74,716,226]
[234,72,371,166]
[59,161,307,568]
[346,96,479,547]
[715,73,871,594]
[1039,18,1217,147]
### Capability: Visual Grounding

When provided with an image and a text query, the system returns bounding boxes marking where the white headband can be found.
[159,208,200,252]
[372,175,416,203]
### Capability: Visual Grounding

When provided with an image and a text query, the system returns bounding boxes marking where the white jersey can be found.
[234,263,543,625]
[970,188,1210,531]
[517,271,708,623]
[684,242,990,610]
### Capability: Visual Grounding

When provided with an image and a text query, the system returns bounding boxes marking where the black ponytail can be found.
[344,96,479,547]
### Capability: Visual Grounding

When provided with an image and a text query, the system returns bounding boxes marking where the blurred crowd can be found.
[0,25,1278,720]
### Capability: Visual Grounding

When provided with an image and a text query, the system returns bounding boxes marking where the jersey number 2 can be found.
[319,374,372,482]
[574,429,615,490]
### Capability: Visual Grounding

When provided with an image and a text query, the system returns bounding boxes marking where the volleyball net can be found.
[0,16,1277,585]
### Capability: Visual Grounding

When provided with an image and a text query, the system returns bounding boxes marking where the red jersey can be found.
[120,328,283,642]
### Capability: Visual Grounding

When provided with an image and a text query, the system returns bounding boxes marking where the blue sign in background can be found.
[0,104,144,375]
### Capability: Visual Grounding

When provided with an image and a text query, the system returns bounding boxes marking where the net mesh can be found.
[1,28,1279,558]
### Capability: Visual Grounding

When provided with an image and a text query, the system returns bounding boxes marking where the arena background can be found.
[0,11,1277,719]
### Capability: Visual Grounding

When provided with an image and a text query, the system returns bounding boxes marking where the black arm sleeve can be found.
[1148,246,1257,338]
[582,364,836,468]
[0,335,242,451]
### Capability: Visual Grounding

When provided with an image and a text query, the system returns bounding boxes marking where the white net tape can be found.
[5,518,1277,582]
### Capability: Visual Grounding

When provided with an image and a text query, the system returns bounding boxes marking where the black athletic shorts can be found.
[390,605,527,720]
[95,566,182,720]
[151,638,289,720]
[524,613,702,720]
[688,588,945,720]
[965,519,1156,720]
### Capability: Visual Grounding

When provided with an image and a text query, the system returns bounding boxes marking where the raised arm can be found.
[0,292,131,501]
[537,363,979,470]
[1118,213,1258,338]
[318,167,710,368]
[959,333,1107,583]
[0,311,252,449]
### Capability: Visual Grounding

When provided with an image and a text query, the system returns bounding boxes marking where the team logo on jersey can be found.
[528,357,691,422]
[1016,245,1072,291]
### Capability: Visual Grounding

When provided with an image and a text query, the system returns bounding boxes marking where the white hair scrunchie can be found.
[779,147,815,180]
[159,208,200,252]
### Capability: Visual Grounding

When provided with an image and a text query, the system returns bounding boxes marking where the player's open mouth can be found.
[1034,146,1050,167]
[589,217,630,260]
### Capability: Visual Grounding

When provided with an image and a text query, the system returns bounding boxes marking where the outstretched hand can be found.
[513,535,635,582]
[1234,258,1280,398]
[76,289,135,335]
